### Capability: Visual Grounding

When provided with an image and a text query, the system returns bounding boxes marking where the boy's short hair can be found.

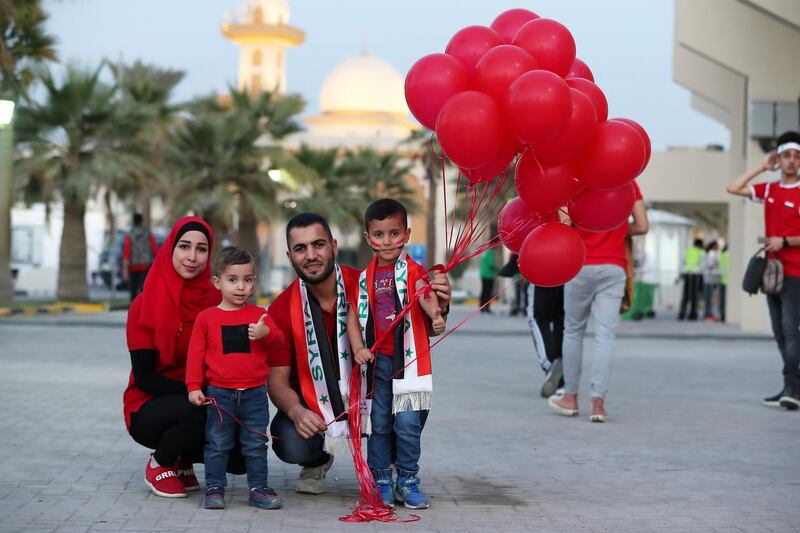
[285,212,333,245]
[777,131,800,153]
[364,198,408,229]
[213,246,254,276]
[132,213,143,226]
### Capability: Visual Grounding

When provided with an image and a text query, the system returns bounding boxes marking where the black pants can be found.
[719,283,726,322]
[480,278,495,312]
[128,269,148,301]
[679,273,703,319]
[527,284,565,369]
[129,394,245,473]
[766,276,800,394]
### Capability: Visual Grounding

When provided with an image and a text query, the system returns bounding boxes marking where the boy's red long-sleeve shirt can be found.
[185,304,287,392]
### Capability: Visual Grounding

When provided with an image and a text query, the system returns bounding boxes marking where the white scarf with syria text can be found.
[357,250,432,414]
[296,263,368,454]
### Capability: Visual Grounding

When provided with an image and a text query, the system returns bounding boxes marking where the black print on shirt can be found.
[221,324,251,354]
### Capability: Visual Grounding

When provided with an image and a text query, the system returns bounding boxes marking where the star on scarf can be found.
[340,350,349,360]
[405,347,414,358]
[319,394,329,404]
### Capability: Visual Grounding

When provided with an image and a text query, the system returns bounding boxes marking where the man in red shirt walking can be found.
[727,130,800,410]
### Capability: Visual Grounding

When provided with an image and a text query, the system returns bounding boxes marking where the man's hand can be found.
[249,314,270,340]
[430,308,446,335]
[289,405,327,439]
[354,347,374,365]
[429,270,452,312]
[765,236,784,253]
[188,390,206,406]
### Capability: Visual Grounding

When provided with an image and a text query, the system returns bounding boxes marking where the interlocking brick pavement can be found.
[0,308,798,532]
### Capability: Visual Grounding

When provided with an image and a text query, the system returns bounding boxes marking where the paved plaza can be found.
[0,307,798,532]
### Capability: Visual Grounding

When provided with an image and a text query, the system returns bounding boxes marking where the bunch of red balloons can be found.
[405,8,650,287]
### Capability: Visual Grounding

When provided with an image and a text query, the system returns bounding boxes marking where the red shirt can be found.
[751,180,800,277]
[267,265,361,389]
[185,304,285,392]
[123,296,194,430]
[373,264,397,354]
[578,181,643,270]
[123,233,159,272]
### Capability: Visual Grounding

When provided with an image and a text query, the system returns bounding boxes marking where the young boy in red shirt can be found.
[186,246,285,510]
[347,199,446,510]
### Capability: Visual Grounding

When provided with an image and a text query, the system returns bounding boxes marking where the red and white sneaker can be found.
[176,459,200,491]
[144,456,187,498]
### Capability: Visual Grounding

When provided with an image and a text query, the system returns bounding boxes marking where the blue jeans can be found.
[367,354,424,475]
[204,385,269,489]
[270,408,329,468]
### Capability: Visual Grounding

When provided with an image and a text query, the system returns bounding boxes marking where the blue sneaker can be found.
[394,472,429,510]
[248,486,283,510]
[371,468,395,509]
[203,486,225,510]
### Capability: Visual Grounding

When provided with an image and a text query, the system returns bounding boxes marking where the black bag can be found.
[742,248,766,295]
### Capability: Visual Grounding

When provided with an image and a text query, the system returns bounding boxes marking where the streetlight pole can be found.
[0,100,16,305]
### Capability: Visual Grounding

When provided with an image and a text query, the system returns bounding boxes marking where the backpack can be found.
[129,227,154,266]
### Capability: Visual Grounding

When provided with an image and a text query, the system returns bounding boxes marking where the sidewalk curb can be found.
[0,301,123,319]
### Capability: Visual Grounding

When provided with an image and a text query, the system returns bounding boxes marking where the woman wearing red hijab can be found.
[124,217,234,498]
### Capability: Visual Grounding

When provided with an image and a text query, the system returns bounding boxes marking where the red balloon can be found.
[565,78,608,122]
[505,70,572,146]
[405,54,470,130]
[445,25,504,76]
[490,8,540,43]
[436,91,505,170]
[498,197,543,253]
[611,117,651,174]
[568,182,635,232]
[518,223,585,287]
[461,135,519,183]
[516,154,583,213]
[512,19,576,78]
[566,58,594,81]
[576,121,646,190]
[474,45,537,102]
[533,89,598,165]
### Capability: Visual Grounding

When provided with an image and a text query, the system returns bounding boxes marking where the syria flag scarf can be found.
[289,263,364,454]
[358,250,432,414]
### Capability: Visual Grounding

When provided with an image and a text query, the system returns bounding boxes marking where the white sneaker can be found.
[296,455,333,494]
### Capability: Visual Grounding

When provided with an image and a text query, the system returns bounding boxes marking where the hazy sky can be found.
[42,0,730,151]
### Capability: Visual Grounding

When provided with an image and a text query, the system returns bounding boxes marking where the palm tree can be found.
[14,63,122,301]
[110,60,185,228]
[0,0,57,99]
[169,88,311,269]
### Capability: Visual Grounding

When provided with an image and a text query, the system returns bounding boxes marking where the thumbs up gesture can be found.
[248,314,270,340]
[431,308,446,335]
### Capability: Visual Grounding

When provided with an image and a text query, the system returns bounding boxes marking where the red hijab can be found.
[138,216,221,366]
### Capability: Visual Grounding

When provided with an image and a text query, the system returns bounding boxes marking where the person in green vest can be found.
[479,248,498,314]
[719,244,729,322]
[678,239,704,320]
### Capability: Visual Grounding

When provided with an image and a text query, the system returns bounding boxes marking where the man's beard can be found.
[293,257,335,285]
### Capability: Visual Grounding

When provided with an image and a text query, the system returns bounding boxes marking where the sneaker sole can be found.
[248,500,283,510]
[143,477,187,498]
[295,485,326,495]
[547,396,578,416]
[779,397,800,410]
[183,484,200,492]
[393,488,429,509]
[589,414,610,423]
[204,502,225,510]
[762,399,782,407]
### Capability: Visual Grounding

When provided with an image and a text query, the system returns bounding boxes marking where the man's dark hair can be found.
[693,238,704,248]
[132,213,144,226]
[285,212,333,245]
[364,198,408,229]
[213,246,254,276]
[777,131,800,147]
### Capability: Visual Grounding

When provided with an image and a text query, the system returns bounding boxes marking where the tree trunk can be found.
[57,195,89,301]
[237,204,266,296]
[425,161,438,268]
